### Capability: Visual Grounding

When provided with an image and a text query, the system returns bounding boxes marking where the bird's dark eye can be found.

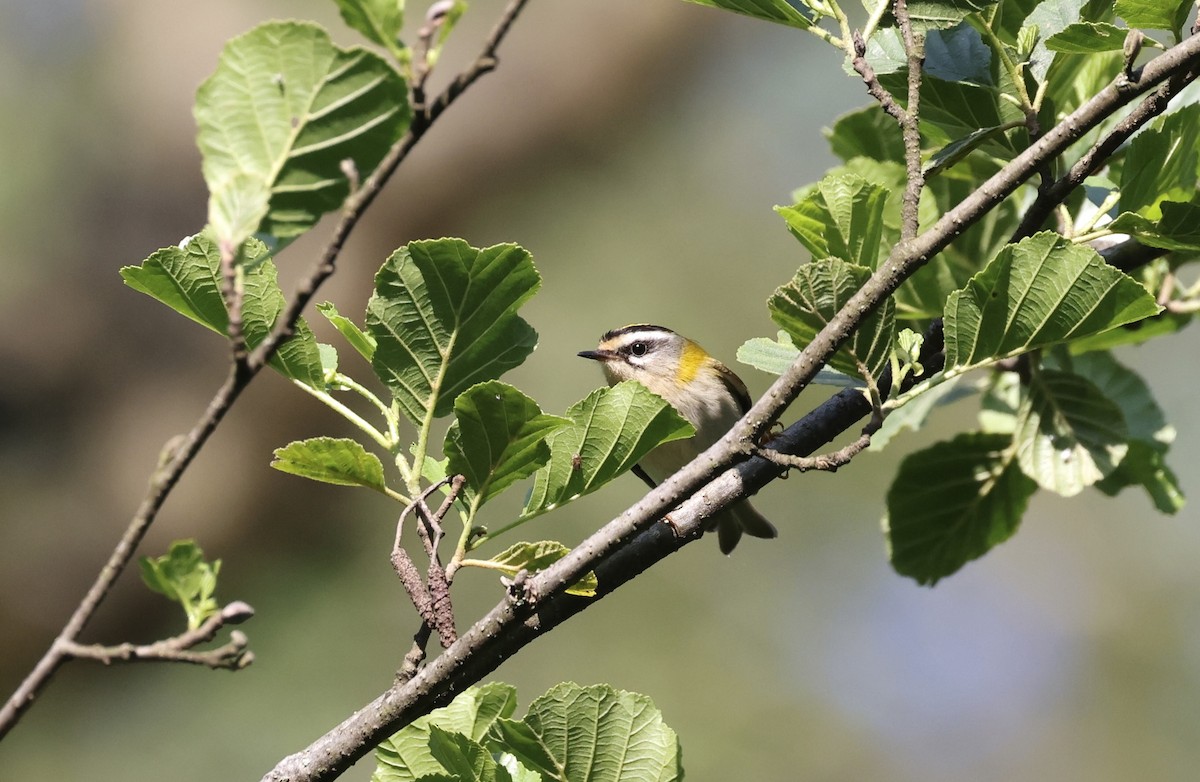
[630,342,647,357]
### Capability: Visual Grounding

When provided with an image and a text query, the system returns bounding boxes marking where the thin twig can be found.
[0,0,535,741]
[851,32,906,124]
[58,601,255,670]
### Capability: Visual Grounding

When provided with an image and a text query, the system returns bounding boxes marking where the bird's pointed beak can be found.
[577,349,613,362]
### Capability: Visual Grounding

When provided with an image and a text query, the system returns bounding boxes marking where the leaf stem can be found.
[291,380,393,450]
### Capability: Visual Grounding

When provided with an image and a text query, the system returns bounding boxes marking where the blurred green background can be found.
[1,1,1199,780]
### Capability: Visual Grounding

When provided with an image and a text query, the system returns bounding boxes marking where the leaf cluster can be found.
[372,682,681,782]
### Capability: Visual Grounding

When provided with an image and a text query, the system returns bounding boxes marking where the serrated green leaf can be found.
[1095,441,1186,513]
[943,232,1162,368]
[1045,21,1128,51]
[138,540,221,631]
[776,174,891,269]
[195,22,410,249]
[1013,369,1128,496]
[887,74,1023,152]
[1022,0,1090,81]
[444,382,569,509]
[318,301,377,362]
[120,232,324,386]
[1115,0,1191,31]
[906,0,999,30]
[333,0,405,51]
[490,683,682,782]
[769,258,896,379]
[1109,202,1200,251]
[428,726,509,782]
[522,383,694,517]
[374,684,520,782]
[825,106,906,163]
[367,239,540,425]
[478,541,598,597]
[925,125,1016,178]
[1120,105,1200,218]
[885,433,1036,585]
[271,437,388,493]
[736,333,866,387]
[924,24,992,84]
[1046,349,1173,448]
[680,0,813,28]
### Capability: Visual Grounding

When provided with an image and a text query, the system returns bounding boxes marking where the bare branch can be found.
[59,602,255,671]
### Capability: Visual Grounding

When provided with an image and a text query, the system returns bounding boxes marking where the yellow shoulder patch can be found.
[677,340,707,385]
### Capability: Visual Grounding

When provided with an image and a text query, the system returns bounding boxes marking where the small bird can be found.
[578,324,777,554]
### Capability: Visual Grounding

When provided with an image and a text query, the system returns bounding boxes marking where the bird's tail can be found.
[712,500,777,555]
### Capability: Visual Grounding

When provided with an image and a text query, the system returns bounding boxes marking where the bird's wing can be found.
[714,361,753,414]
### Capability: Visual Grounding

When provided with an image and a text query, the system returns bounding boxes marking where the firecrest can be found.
[578,324,777,554]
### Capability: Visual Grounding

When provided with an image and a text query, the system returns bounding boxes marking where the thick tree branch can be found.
[260,32,1200,782]
[0,0,534,741]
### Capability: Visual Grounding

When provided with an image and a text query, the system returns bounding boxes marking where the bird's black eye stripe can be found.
[630,342,648,357]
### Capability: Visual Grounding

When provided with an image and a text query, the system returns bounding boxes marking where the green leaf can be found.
[333,0,405,51]
[482,541,598,597]
[138,540,222,631]
[1120,105,1200,218]
[776,173,891,269]
[1023,0,1090,81]
[1109,202,1200,252]
[195,22,410,249]
[978,371,1022,434]
[367,239,540,425]
[489,683,682,782]
[1095,441,1186,513]
[375,684,520,782]
[1115,0,1191,31]
[522,382,694,517]
[896,75,1022,152]
[925,125,1017,178]
[906,0,999,30]
[885,433,1037,585]
[318,301,377,362]
[735,332,866,387]
[825,106,905,163]
[1045,21,1128,51]
[120,232,324,387]
[444,382,570,509]
[943,232,1162,368]
[427,727,510,782]
[1046,351,1182,511]
[679,0,813,28]
[768,258,896,379]
[271,437,388,493]
[924,24,992,84]
[1046,349,1173,448]
[1013,369,1128,496]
